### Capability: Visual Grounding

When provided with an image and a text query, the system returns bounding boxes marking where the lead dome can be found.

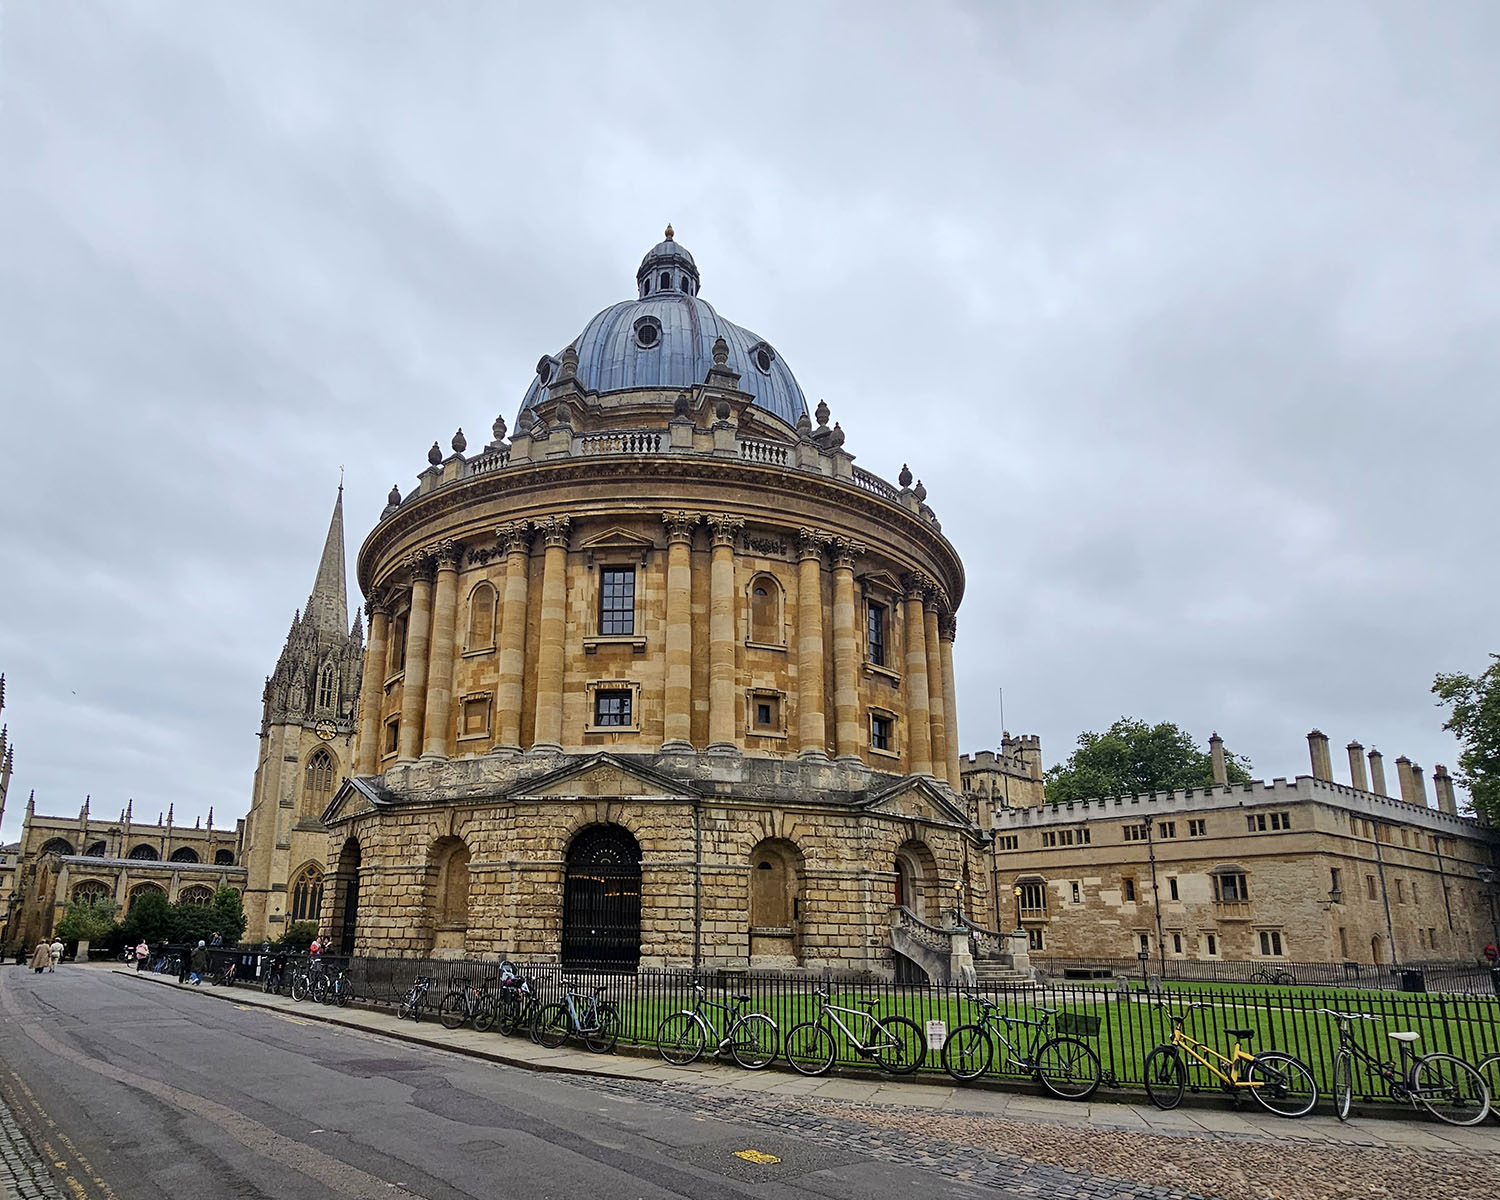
[516,227,809,430]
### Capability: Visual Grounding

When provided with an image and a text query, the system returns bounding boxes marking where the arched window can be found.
[72,880,111,906]
[317,662,337,709]
[85,841,107,857]
[178,885,214,906]
[127,882,165,911]
[305,748,335,815]
[128,844,160,861]
[290,863,324,923]
[642,278,650,295]
[40,838,75,857]
[169,847,200,863]
[214,849,236,866]
[681,274,691,293]
[660,271,672,290]
[747,574,782,645]
[388,614,407,674]
[466,582,497,651]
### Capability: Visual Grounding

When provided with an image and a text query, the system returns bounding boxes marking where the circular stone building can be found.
[325,229,986,976]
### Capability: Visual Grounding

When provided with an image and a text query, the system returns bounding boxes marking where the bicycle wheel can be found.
[1249,969,1272,985]
[1332,1050,1353,1121]
[494,994,523,1036]
[728,1013,780,1070]
[291,973,310,1003]
[941,1024,993,1082]
[871,1016,926,1075]
[1477,1054,1500,1123]
[261,970,278,994]
[439,992,469,1031]
[533,1002,571,1049]
[1035,1037,1102,1101]
[473,996,497,1034]
[1246,1051,1318,1118]
[334,978,351,1008]
[1274,970,1296,986]
[1144,1045,1185,1110]
[585,1002,620,1054]
[784,1022,835,1076]
[312,975,330,1004]
[656,1013,706,1066]
[1410,1053,1490,1126]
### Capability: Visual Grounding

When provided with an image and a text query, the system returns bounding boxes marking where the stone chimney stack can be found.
[1368,748,1387,796]
[1307,729,1333,781]
[1209,732,1228,788]
[1410,763,1428,807]
[1433,765,1459,816]
[1395,756,1417,805]
[1347,742,1369,791]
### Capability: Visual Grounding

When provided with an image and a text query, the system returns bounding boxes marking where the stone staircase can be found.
[889,907,1036,987]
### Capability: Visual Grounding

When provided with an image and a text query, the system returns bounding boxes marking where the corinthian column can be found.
[902,574,933,776]
[421,540,461,759]
[796,529,830,760]
[706,514,743,753]
[938,613,961,788]
[923,593,948,784]
[397,553,436,762]
[531,516,572,752]
[493,521,532,754]
[661,511,697,751]
[830,537,864,761]
[355,589,390,775]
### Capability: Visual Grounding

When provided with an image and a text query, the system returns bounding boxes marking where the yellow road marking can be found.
[734,1149,782,1165]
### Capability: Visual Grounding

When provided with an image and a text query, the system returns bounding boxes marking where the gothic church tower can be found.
[243,487,363,941]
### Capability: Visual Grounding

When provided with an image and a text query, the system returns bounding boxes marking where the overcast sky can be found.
[2,2,1496,841]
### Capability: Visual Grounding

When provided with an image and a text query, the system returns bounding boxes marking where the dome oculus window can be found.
[536,356,554,386]
[750,341,776,374]
[633,316,662,349]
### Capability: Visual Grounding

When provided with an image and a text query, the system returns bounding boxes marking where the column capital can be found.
[364,585,393,619]
[796,527,831,561]
[937,612,957,642]
[430,538,462,570]
[405,550,437,584]
[662,510,700,545]
[535,515,572,549]
[902,571,936,601]
[828,536,866,570]
[706,514,744,547]
[495,520,533,555]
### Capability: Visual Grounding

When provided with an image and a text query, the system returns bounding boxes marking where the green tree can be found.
[54,898,119,945]
[272,921,319,952]
[1433,654,1500,822]
[1044,717,1253,805]
[167,887,248,945]
[119,889,173,944]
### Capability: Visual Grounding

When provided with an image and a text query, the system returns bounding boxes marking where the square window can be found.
[599,567,636,636]
[1188,819,1207,837]
[866,602,887,667]
[997,835,1019,851]
[593,689,632,727]
[1158,821,1176,839]
[1247,814,1267,833]
[1214,872,1248,903]
[870,713,893,751]
[750,693,782,733]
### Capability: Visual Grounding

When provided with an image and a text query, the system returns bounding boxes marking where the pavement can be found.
[109,962,1500,1154]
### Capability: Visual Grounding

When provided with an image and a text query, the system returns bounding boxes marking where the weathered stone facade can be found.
[325,231,984,973]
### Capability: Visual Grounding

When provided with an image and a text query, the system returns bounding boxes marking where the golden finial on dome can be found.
[664,223,674,240]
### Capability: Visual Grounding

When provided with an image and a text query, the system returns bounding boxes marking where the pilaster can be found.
[923,591,948,784]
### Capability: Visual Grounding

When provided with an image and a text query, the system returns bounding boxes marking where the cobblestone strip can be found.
[0,1083,65,1200]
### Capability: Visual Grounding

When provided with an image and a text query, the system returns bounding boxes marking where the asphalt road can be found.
[0,965,1011,1200]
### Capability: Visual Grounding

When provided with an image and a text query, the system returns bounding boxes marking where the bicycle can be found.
[1144,1003,1317,1117]
[1319,1009,1489,1126]
[784,988,925,1077]
[439,977,497,1032]
[398,975,434,1021]
[1478,1052,1500,1124]
[655,983,780,1070]
[290,959,329,1002]
[317,967,352,1007]
[533,982,620,1053]
[491,968,542,1040]
[941,995,1101,1099]
[261,955,289,995]
[210,959,239,987]
[1249,967,1296,986]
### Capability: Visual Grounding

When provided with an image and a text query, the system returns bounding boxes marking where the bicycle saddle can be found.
[1225,1028,1255,1041]
[734,993,750,1003]
[1387,1031,1420,1043]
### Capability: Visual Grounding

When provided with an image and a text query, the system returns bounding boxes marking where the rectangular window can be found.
[1418,927,1427,949]
[1070,881,1081,904]
[1429,927,1438,948]
[593,689,633,727]
[750,693,781,733]
[1027,927,1045,951]
[1366,874,1377,901]
[1080,827,1091,844]
[1041,831,1058,848]
[389,616,407,673]
[1138,933,1150,954]
[1213,872,1248,903]
[1395,879,1406,903]
[461,696,491,738]
[1339,926,1349,958]
[599,567,636,635]
[1259,930,1284,957]
[870,714,893,752]
[1270,812,1292,831]
[1247,814,1267,832]
[1158,821,1176,839]
[1122,877,1137,902]
[866,602,887,667]
[1330,867,1342,899]
[996,835,1019,851]
[384,717,400,755]
[1018,881,1046,915]
[1168,877,1179,901]
[1172,933,1183,955]
[1206,933,1218,956]
[1188,819,1207,837]
[1123,824,1148,842]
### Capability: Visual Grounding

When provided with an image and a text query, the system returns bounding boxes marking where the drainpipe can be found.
[1145,813,1165,979]
[692,798,702,971]
[1371,824,1399,968]
[1432,837,1455,934]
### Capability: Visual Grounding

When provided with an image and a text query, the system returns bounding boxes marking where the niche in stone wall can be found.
[428,836,471,956]
[748,838,803,967]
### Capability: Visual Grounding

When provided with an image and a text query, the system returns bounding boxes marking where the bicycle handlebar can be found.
[1315,1008,1380,1023]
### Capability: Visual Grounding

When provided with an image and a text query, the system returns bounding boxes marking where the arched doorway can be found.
[335,838,361,954]
[1371,934,1384,965]
[562,824,641,969]
[893,840,937,920]
[748,839,803,966]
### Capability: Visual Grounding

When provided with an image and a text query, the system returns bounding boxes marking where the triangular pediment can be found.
[322,777,387,825]
[508,753,702,801]
[859,570,903,597]
[864,776,972,826]
[578,527,656,565]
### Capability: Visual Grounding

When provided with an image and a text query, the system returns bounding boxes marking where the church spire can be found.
[304,483,349,636]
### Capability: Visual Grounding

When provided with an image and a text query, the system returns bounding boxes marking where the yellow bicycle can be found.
[1144,1002,1318,1117]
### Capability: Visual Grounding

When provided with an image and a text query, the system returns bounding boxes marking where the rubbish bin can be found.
[1399,969,1426,994]
[1490,966,1500,998]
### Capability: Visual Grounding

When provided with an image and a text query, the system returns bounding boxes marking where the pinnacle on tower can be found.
[304,484,349,636]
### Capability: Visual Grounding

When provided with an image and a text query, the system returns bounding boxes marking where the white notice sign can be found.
[926,1019,947,1050]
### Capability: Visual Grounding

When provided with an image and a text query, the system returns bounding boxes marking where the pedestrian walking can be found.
[189,940,208,985]
[48,938,63,971]
[134,939,149,971]
[30,942,50,974]
[1484,942,1498,966]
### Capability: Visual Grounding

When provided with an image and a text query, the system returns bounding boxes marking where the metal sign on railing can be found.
[925,1019,947,1051]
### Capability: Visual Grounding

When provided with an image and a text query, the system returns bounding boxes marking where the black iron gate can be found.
[562,824,641,968]
[338,839,361,955]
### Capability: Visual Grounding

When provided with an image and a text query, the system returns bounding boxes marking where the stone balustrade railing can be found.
[575,430,662,456]
[739,438,789,466]
[892,904,955,952]
[851,465,899,501]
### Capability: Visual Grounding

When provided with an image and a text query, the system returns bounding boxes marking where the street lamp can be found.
[951,878,964,928]
[1012,884,1024,934]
